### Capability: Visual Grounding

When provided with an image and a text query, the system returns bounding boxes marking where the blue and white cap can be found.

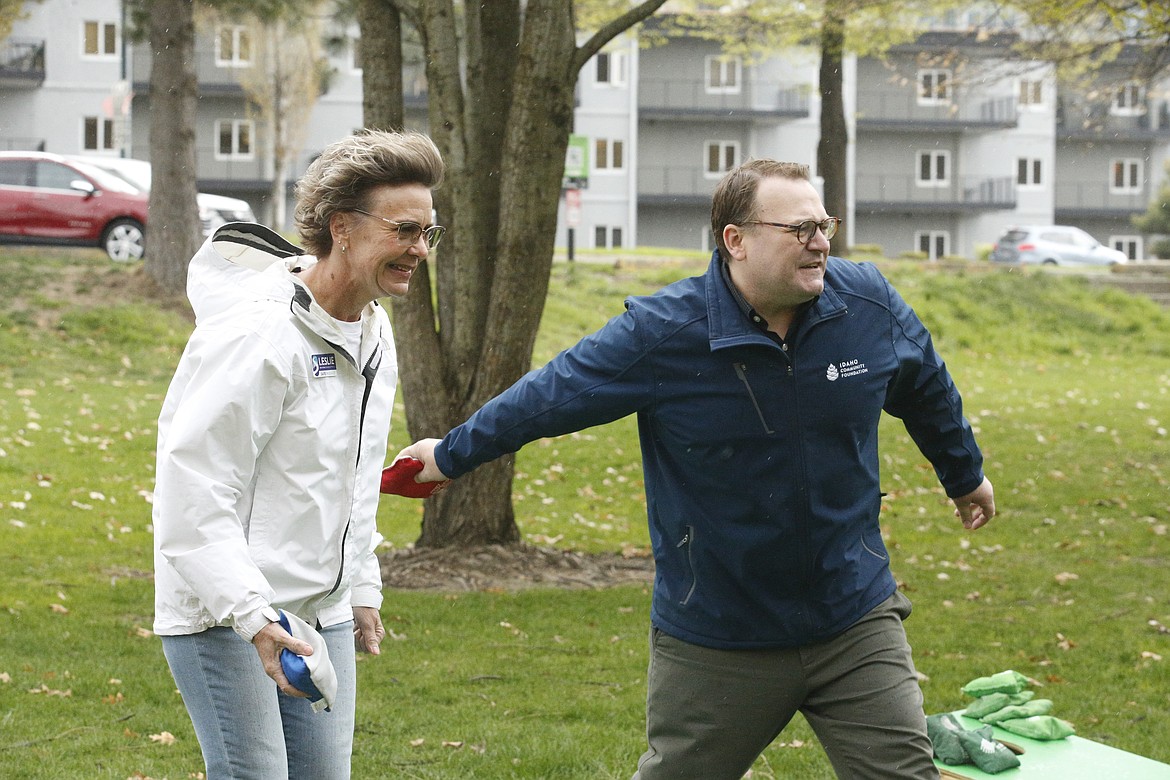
[276,610,338,714]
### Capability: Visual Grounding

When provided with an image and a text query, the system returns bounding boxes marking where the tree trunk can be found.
[373,0,667,549]
[817,0,849,257]
[145,0,201,295]
[357,0,403,131]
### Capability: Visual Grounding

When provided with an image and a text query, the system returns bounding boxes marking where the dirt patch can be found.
[380,543,655,592]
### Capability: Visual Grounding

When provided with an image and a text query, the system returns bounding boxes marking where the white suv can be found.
[69,156,255,236]
[990,225,1128,267]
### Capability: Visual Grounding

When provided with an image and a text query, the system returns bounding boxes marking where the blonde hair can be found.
[294,130,444,256]
[710,159,809,258]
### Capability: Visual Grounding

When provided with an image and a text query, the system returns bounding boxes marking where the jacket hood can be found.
[187,222,311,323]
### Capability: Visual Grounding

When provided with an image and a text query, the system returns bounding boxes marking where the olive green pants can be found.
[632,591,938,780]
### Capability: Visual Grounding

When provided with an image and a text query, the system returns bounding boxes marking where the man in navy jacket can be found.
[399,159,995,779]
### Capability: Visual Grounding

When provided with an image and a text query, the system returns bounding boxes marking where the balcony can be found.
[638,165,717,205]
[1057,101,1170,140]
[640,79,811,122]
[856,174,1016,213]
[0,38,45,89]
[856,91,1018,132]
[1054,181,1150,219]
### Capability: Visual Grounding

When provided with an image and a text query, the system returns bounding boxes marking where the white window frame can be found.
[595,50,628,87]
[705,55,742,95]
[704,141,739,178]
[915,230,950,260]
[592,225,626,250]
[1110,235,1142,260]
[1111,82,1146,116]
[916,150,950,187]
[82,116,116,152]
[1110,158,1142,194]
[215,25,252,67]
[593,138,625,173]
[81,20,119,59]
[918,68,951,105]
[214,119,255,160]
[1018,78,1044,109]
[1016,157,1043,188]
[350,36,363,73]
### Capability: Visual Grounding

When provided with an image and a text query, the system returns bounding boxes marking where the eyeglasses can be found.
[743,217,842,245]
[352,208,446,249]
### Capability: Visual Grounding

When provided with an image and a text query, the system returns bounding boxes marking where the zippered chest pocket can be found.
[733,361,783,435]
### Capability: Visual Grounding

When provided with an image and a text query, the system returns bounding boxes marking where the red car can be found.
[0,151,150,261]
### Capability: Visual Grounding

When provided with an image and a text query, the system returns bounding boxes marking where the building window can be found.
[216,25,252,67]
[1111,236,1141,260]
[596,50,627,87]
[215,119,254,159]
[917,150,949,186]
[705,141,739,177]
[1016,157,1042,187]
[83,117,115,151]
[594,138,625,171]
[351,36,363,72]
[1110,158,1142,193]
[705,55,741,94]
[918,69,951,105]
[1112,82,1146,116]
[82,20,118,58]
[593,226,625,249]
[1018,79,1043,108]
[916,230,949,260]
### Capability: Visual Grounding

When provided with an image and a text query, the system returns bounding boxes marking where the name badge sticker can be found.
[311,353,337,378]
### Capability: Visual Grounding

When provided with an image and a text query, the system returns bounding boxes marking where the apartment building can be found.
[2,0,1167,257]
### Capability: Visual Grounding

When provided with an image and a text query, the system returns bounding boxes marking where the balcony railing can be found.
[1056,101,1170,139]
[638,165,719,201]
[640,79,810,120]
[1054,181,1150,215]
[856,91,1018,130]
[856,174,1017,211]
[0,38,45,87]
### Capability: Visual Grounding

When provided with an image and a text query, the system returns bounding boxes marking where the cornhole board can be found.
[934,711,1170,779]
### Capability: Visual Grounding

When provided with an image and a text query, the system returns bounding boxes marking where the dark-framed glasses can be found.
[352,208,446,249]
[744,217,842,245]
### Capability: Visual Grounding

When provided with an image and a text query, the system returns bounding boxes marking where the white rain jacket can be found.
[153,223,394,641]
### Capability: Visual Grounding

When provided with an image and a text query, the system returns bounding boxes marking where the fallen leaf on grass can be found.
[1056,633,1077,650]
[49,603,69,614]
[442,741,464,749]
[1054,572,1079,585]
[409,738,425,747]
[1140,651,1163,661]
[149,731,176,745]
[27,683,71,697]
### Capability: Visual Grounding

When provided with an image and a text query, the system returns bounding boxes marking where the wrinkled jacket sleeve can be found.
[436,305,656,479]
[880,275,985,498]
[154,323,291,639]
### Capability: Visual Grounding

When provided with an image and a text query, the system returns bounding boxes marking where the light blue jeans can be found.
[162,622,357,780]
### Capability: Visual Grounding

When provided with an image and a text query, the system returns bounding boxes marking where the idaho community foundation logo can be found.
[311,353,338,378]
[826,358,868,382]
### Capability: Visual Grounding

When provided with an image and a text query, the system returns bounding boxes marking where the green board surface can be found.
[933,712,1170,779]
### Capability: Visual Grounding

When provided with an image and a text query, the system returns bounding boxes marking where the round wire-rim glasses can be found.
[743,217,842,245]
[352,208,446,249]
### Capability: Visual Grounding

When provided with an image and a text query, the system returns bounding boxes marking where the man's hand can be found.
[394,439,449,483]
[353,606,385,655]
[952,477,996,531]
[252,621,314,698]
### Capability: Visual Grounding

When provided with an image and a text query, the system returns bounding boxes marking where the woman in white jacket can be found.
[153,130,444,779]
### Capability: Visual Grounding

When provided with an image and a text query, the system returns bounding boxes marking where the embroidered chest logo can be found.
[311,353,337,378]
[826,358,868,381]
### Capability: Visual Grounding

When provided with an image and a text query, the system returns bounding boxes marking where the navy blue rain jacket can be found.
[435,252,985,649]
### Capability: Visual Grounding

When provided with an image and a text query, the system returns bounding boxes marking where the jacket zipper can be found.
[325,343,381,599]
[677,525,697,606]
[733,362,775,434]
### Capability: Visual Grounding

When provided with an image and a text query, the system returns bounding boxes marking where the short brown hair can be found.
[294,129,445,257]
[710,159,809,258]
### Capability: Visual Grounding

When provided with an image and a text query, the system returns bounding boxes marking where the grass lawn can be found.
[0,248,1168,778]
